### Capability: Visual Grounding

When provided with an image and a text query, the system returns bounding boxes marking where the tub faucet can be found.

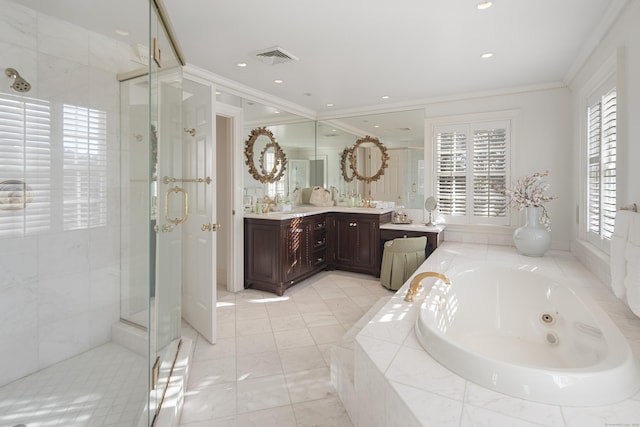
[404,271,451,302]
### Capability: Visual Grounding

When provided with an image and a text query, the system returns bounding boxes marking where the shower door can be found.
[149,54,184,427]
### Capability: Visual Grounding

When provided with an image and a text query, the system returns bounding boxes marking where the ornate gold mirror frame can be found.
[348,135,390,184]
[340,147,355,182]
[244,127,288,184]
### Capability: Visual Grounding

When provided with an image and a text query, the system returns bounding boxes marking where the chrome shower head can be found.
[5,68,31,93]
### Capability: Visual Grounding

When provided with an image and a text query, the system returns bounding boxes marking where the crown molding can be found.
[563,0,630,86]
[183,64,316,120]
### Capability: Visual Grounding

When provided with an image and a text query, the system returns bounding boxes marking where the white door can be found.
[181,78,216,344]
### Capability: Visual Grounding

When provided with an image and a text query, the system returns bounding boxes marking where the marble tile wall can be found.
[0,0,134,386]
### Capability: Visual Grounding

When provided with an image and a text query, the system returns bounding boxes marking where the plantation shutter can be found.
[435,120,510,225]
[0,93,51,238]
[587,87,616,241]
[472,123,508,218]
[63,105,107,230]
[436,127,467,216]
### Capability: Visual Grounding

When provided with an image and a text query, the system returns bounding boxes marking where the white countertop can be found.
[380,223,445,233]
[244,205,394,220]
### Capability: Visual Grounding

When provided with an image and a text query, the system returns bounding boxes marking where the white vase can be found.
[513,206,551,257]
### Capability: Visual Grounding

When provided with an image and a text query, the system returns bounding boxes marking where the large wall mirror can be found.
[224,92,425,210]
[237,99,317,205]
[317,109,425,209]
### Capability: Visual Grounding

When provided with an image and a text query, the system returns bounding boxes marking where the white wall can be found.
[0,1,129,386]
[423,87,573,250]
[570,0,640,283]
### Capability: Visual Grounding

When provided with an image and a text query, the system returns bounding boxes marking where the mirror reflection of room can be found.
[242,104,426,216]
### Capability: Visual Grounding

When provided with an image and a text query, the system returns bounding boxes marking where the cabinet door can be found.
[334,215,356,265]
[353,215,378,270]
[284,217,307,281]
[245,220,280,284]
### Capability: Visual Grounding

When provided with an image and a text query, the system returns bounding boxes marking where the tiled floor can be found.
[179,270,393,427]
[0,342,147,427]
[0,270,389,427]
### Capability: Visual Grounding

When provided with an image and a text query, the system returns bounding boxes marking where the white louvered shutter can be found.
[435,120,510,225]
[0,93,51,238]
[587,87,616,243]
[472,123,508,221]
[436,126,467,217]
[63,105,107,230]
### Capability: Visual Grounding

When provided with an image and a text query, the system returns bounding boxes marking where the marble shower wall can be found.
[0,0,137,386]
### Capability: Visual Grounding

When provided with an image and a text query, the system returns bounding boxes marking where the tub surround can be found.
[331,242,640,426]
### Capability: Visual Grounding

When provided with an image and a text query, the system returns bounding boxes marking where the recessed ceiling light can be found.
[274,110,280,114]
[115,29,129,36]
[477,1,493,10]
[237,62,247,67]
[274,79,284,84]
[481,52,494,59]
[381,95,390,100]
[374,125,380,128]
[326,103,334,107]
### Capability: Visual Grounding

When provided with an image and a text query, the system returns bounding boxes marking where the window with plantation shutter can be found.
[473,127,508,218]
[435,120,510,225]
[436,127,467,216]
[0,93,51,238]
[587,86,616,245]
[63,105,108,230]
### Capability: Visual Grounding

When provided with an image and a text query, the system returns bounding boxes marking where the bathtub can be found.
[414,261,640,406]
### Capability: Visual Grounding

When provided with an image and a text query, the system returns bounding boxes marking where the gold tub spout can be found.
[404,271,451,302]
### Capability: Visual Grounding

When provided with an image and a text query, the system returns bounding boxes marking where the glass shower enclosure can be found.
[0,0,185,425]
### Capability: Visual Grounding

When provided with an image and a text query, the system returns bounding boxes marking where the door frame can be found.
[216,102,245,292]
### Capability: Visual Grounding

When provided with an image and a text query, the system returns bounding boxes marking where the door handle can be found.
[201,223,221,232]
[165,186,188,224]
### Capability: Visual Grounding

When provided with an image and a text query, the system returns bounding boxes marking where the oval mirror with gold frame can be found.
[348,135,390,184]
[244,127,288,184]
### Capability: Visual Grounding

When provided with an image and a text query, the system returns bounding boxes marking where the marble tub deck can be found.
[332,242,640,427]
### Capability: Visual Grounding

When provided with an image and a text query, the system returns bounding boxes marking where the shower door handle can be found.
[165,186,188,224]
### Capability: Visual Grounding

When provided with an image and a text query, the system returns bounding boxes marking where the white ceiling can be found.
[13,0,622,146]
[163,0,617,116]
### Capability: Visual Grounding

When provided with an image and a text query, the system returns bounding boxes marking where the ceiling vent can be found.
[254,46,299,65]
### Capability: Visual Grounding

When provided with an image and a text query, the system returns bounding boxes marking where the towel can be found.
[611,210,632,297]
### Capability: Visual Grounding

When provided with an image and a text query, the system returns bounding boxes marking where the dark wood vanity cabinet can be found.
[245,211,391,294]
[328,211,392,276]
[244,214,327,296]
